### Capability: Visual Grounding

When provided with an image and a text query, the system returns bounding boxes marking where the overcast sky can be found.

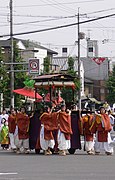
[0,0,115,57]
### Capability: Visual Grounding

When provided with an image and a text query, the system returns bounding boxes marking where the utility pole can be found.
[10,0,14,108]
[77,9,81,110]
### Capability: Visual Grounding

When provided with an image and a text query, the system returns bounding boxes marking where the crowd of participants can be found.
[0,103,115,156]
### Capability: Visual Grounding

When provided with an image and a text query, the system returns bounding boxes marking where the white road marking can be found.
[0,172,18,175]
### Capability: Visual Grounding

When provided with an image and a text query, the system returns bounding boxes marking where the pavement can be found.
[0,148,115,180]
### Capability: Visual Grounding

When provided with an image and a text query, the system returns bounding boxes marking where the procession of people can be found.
[0,102,115,156]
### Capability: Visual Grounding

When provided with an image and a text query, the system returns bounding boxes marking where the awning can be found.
[89,98,101,104]
[13,88,42,99]
[81,97,101,104]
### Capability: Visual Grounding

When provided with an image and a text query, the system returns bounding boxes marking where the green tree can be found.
[43,56,50,74]
[61,57,79,103]
[0,47,9,109]
[67,56,76,76]
[13,41,28,107]
[106,65,115,104]
[68,57,74,70]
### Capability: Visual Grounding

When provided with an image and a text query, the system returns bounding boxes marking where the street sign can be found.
[28,58,39,74]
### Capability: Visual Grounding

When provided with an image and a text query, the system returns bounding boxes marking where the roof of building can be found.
[0,38,58,55]
[34,73,75,81]
[0,39,11,47]
[84,77,93,84]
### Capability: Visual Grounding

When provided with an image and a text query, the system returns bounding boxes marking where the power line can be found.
[87,8,115,15]
[1,8,115,19]
[40,0,75,15]
[13,15,76,25]
[14,0,104,8]
[0,15,77,27]
[82,26,115,28]
[1,13,115,37]
[0,13,74,18]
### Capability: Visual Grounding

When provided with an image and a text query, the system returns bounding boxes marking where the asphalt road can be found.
[0,148,115,180]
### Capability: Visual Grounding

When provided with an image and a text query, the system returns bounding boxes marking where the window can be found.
[100,88,105,94]
[88,47,93,52]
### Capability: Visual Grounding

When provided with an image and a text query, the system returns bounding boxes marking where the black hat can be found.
[61,104,66,108]
[99,106,105,110]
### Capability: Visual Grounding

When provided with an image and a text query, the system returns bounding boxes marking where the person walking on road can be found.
[40,105,55,155]
[90,107,113,155]
[16,107,30,154]
[57,104,72,156]
[0,118,9,149]
[8,108,17,151]
[81,110,95,155]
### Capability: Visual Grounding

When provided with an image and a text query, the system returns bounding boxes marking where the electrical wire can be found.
[39,0,75,15]
[0,13,76,18]
[47,0,76,14]
[1,12,115,37]
[0,15,76,27]
[14,0,104,8]
[86,8,115,15]
[0,8,115,19]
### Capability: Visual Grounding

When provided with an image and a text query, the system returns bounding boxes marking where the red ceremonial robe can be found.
[90,113,112,142]
[40,112,54,141]
[81,114,94,141]
[57,111,72,140]
[8,114,16,134]
[16,113,30,140]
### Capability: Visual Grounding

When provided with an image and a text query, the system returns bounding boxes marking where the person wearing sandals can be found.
[57,104,72,156]
[90,107,113,155]
[8,108,17,152]
[16,107,30,154]
[40,105,55,155]
[81,110,95,155]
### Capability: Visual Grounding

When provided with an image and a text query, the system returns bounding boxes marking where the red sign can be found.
[28,59,39,74]
[92,57,106,65]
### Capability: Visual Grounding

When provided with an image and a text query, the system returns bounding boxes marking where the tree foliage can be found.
[0,48,9,94]
[61,57,79,103]
[0,41,28,108]
[13,41,28,107]
[106,65,115,104]
[43,56,50,74]
[13,41,27,89]
[68,57,74,71]
[0,48,9,110]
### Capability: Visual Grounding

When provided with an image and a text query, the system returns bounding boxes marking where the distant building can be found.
[87,38,98,57]
[52,55,109,101]
[0,38,58,74]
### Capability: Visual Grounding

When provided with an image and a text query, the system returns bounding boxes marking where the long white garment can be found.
[9,133,17,149]
[109,137,115,147]
[58,130,70,150]
[13,126,19,147]
[94,132,114,153]
[17,139,29,149]
[40,125,55,150]
[85,141,94,152]
[109,114,115,133]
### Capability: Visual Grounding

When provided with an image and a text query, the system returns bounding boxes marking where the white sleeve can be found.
[110,115,115,125]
